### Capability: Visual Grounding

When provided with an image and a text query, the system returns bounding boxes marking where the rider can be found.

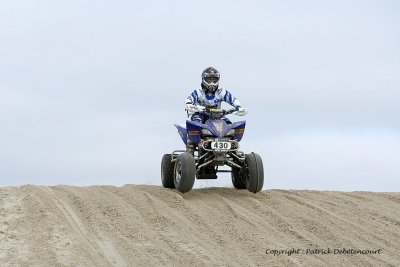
[184,67,247,153]
[185,67,246,123]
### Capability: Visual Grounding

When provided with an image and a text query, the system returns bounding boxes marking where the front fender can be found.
[186,120,203,144]
[174,124,188,145]
[230,121,246,141]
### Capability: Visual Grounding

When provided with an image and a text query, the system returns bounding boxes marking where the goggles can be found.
[203,76,219,84]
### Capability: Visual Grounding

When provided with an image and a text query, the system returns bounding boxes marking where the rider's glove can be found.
[197,105,205,112]
[186,104,197,113]
[186,104,205,113]
[235,107,248,116]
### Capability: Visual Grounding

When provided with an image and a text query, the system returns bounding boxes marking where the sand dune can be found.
[1,185,399,266]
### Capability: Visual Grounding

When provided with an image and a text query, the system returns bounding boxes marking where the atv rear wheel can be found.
[174,152,196,193]
[231,167,246,189]
[161,154,175,188]
[245,152,264,193]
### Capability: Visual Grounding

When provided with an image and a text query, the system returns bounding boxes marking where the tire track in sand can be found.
[42,187,129,267]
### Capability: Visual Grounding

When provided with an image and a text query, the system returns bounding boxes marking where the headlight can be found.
[201,129,213,136]
[226,129,235,136]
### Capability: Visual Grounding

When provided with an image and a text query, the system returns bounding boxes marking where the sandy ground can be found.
[0,185,399,266]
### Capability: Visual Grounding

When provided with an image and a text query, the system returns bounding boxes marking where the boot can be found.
[186,139,194,155]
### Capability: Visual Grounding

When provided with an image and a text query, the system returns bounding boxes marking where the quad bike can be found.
[161,105,264,193]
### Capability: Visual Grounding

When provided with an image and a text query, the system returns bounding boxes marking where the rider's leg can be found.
[186,113,203,155]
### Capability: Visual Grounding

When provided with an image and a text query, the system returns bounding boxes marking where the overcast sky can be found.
[1,0,399,191]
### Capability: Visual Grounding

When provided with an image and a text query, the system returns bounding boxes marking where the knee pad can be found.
[191,114,202,123]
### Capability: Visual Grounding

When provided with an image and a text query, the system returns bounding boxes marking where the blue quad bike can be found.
[161,106,264,194]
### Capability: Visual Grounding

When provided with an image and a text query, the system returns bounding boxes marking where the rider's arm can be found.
[219,88,241,110]
[185,89,199,105]
[185,89,201,116]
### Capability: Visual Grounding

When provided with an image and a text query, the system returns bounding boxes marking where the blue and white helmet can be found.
[201,67,220,93]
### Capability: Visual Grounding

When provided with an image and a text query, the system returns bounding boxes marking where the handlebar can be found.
[204,107,236,116]
[186,104,247,117]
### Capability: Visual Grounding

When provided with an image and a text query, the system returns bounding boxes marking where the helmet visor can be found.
[204,77,219,84]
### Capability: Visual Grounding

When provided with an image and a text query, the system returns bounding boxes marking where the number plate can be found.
[211,141,231,151]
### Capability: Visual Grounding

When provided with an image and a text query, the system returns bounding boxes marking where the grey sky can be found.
[1,0,399,191]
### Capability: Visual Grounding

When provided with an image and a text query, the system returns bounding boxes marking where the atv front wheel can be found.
[161,154,175,188]
[174,152,196,193]
[231,167,246,189]
[245,152,264,193]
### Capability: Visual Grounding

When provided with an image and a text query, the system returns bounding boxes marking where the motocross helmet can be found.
[201,67,220,93]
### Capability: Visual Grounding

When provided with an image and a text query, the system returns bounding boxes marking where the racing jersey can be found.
[185,88,241,110]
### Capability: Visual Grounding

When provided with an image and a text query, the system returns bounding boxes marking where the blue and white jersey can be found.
[185,88,241,109]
